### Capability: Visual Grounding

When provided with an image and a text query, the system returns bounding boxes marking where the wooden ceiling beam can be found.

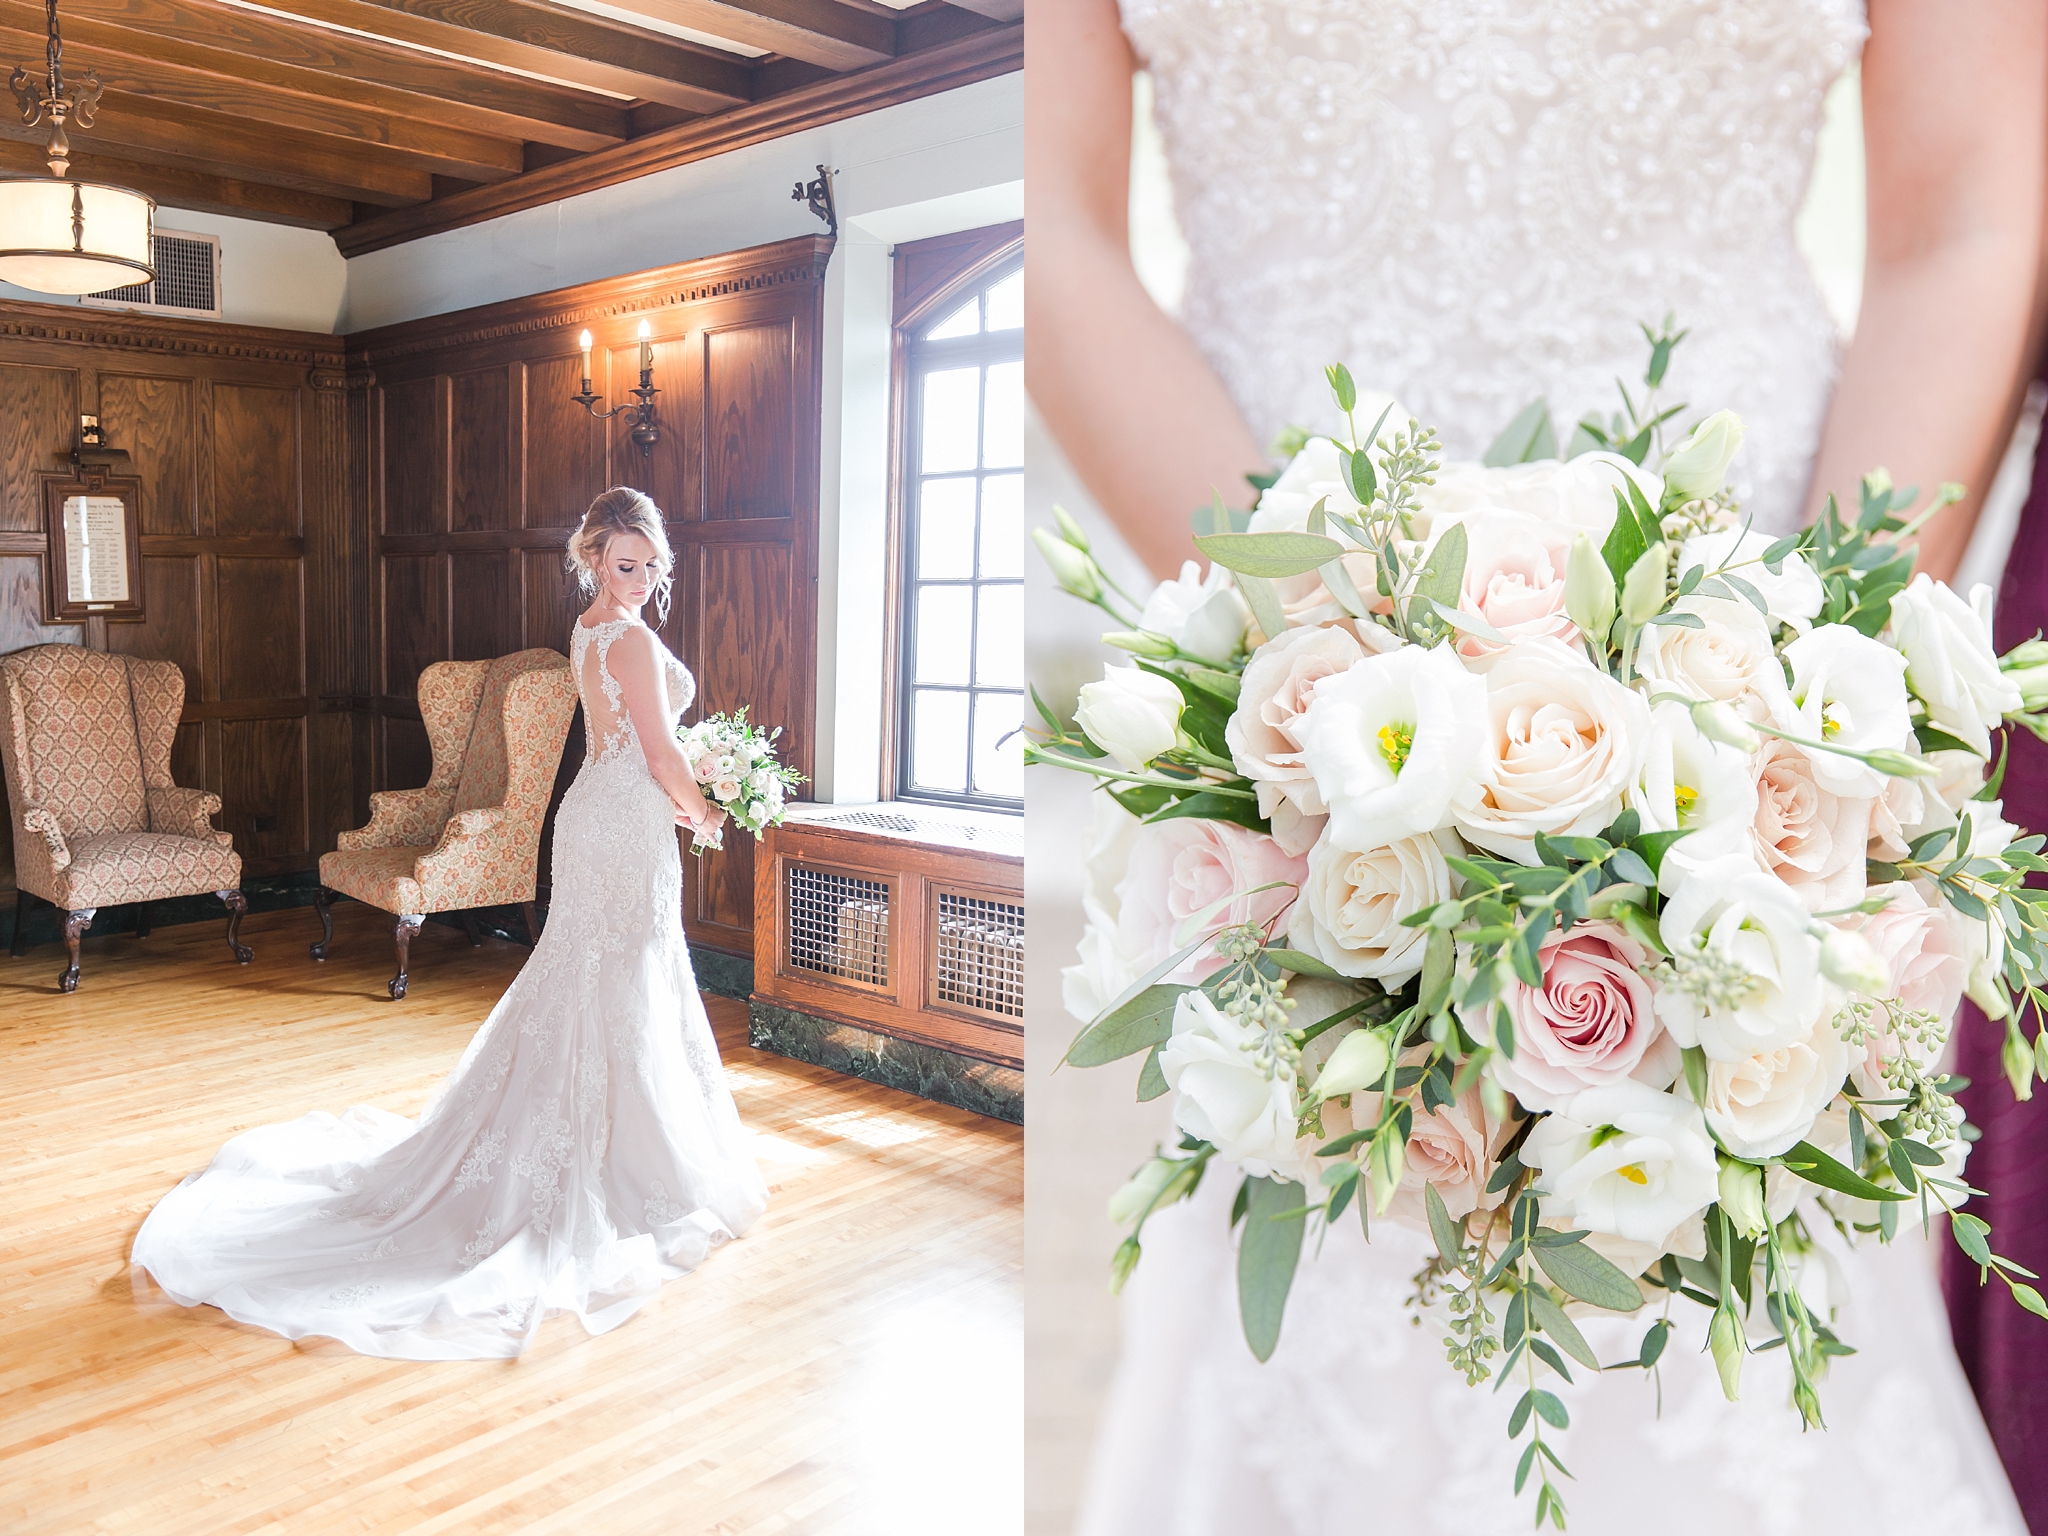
[0,94,435,204]
[0,9,525,182]
[59,0,631,151]
[587,0,891,71]
[241,0,754,112]
[0,138,352,228]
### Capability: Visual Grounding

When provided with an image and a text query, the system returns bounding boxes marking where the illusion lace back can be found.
[1078,3,2027,1531]
[130,617,767,1361]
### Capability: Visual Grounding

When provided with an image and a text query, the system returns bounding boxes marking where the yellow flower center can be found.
[1616,1163,1649,1186]
[1378,721,1415,775]
[1821,701,1844,740]
[1673,783,1698,820]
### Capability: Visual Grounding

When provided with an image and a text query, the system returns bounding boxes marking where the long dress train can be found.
[130,616,768,1361]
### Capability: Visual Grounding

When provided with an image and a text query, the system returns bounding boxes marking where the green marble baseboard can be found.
[689,945,754,1001]
[748,999,1023,1125]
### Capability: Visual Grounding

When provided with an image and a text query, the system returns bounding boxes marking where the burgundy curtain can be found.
[1943,405,2048,1530]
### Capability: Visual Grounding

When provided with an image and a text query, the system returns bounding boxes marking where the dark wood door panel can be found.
[379,713,432,798]
[381,377,445,536]
[449,548,519,661]
[106,555,204,700]
[100,375,196,536]
[523,547,579,654]
[1,365,78,532]
[702,319,795,521]
[382,554,445,697]
[172,720,204,802]
[0,552,80,654]
[450,365,512,532]
[217,557,305,700]
[211,384,301,537]
[523,355,605,528]
[219,715,308,869]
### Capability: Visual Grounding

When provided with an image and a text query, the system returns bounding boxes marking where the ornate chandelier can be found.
[0,0,152,296]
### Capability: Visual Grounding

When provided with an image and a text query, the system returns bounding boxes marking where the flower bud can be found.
[1108,1156,1180,1226]
[1564,530,1617,645]
[2003,639,2048,709]
[1074,665,1184,771]
[1309,1027,1392,1102]
[1864,748,1943,779]
[1818,926,1890,997]
[1717,1158,1767,1240]
[1664,409,1745,502]
[1102,629,1179,660]
[1620,541,1668,626]
[1054,502,1092,553]
[2004,1025,2036,1102]
[1690,699,1761,753]
[1862,466,1893,502]
[1709,1306,1745,1401]
[1034,526,1103,602]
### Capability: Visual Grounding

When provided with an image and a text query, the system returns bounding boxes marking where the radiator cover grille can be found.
[784,864,890,989]
[931,890,1024,1019]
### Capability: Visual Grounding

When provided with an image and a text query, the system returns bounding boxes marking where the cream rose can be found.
[1226,622,1366,818]
[1521,1080,1720,1262]
[1890,574,2020,757]
[1075,665,1184,772]
[1840,882,1967,1095]
[1691,1013,1849,1159]
[1677,527,1824,633]
[1161,990,1311,1184]
[1138,560,1252,665]
[1299,640,1490,850]
[1748,739,1874,913]
[1112,818,1307,983]
[1286,827,1459,986]
[1454,636,1653,863]
[1634,593,1793,725]
[1783,623,1913,796]
[1483,920,1680,1112]
[1655,856,1830,1060]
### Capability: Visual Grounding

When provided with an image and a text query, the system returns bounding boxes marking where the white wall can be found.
[0,207,348,333]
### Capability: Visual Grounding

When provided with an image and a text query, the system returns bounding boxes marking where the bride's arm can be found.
[1026,0,1268,580]
[607,630,716,827]
[1802,0,2048,584]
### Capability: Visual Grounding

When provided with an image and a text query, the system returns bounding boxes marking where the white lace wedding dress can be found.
[1076,2,2026,1531]
[131,616,768,1360]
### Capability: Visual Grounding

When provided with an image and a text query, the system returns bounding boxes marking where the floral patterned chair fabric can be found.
[315,648,577,999]
[0,644,249,991]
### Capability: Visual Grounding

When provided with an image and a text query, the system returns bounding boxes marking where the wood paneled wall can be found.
[0,302,352,890]
[344,234,831,956]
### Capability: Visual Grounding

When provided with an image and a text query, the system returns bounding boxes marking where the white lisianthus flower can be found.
[1631,698,1760,875]
[1782,624,1913,796]
[1662,410,1745,502]
[1226,622,1366,819]
[1160,990,1312,1184]
[1299,641,1489,849]
[1677,527,1825,633]
[1415,452,1655,540]
[1455,635,1652,864]
[1690,1013,1850,1159]
[1655,856,1830,1060]
[1059,796,1144,1022]
[1285,827,1460,986]
[1138,560,1253,666]
[1635,594,1794,725]
[1075,665,1184,772]
[1890,575,2021,757]
[1521,1079,1720,1260]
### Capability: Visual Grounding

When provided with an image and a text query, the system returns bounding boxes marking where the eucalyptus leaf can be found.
[1781,1139,1911,1202]
[1238,1176,1307,1361]
[1234,572,1289,644]
[1193,530,1347,579]
[1411,520,1468,614]
[1136,1045,1169,1101]
[1424,1181,1464,1267]
[1485,399,1557,467]
[1266,947,1347,980]
[1532,1236,1645,1312]
[1526,1285,1602,1371]
[1066,983,1192,1068]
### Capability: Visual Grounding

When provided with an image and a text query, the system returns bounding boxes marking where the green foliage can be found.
[1238,1175,1307,1361]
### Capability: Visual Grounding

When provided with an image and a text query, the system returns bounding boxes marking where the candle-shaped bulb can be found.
[577,329,592,394]
[636,318,652,375]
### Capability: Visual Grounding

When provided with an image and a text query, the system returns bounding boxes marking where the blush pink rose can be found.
[1323,1055,1510,1230]
[1840,881,1968,1094]
[1750,739,1873,912]
[1226,622,1366,818]
[1486,920,1680,1112]
[1436,510,1580,666]
[1113,818,1308,982]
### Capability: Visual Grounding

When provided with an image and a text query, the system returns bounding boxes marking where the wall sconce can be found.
[570,319,660,457]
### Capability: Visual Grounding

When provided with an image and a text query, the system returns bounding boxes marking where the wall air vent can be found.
[82,230,221,319]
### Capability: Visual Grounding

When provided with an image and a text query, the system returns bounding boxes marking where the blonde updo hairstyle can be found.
[567,486,674,623]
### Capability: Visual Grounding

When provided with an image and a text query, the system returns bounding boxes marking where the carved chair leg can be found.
[58,907,94,993]
[133,901,151,940]
[521,901,541,947]
[460,911,483,947]
[11,887,30,958]
[216,889,253,964]
[310,885,335,960]
[390,913,424,1000]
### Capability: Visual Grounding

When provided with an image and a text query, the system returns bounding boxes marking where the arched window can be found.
[894,250,1023,809]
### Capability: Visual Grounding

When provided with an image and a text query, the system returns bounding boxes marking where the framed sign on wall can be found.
[39,473,145,625]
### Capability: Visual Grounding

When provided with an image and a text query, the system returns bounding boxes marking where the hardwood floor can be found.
[0,902,1022,1535]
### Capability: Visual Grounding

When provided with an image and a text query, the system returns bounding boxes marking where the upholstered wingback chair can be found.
[314,648,577,999]
[0,645,249,991]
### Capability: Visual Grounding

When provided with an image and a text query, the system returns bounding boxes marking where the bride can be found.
[1031,2,2045,1531]
[131,487,768,1360]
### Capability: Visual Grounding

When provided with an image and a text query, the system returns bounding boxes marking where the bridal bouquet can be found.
[1032,331,2048,1525]
[677,708,802,853]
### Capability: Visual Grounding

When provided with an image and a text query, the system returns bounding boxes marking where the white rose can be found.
[1161,990,1311,1184]
[1299,641,1490,850]
[1662,409,1745,502]
[1677,527,1825,633]
[1783,624,1913,796]
[1656,855,1831,1061]
[1139,560,1253,665]
[1631,698,1760,874]
[1060,796,1144,1022]
[1075,665,1184,772]
[1890,575,2021,757]
[1521,1080,1721,1259]
[1455,635,1652,864]
[1286,827,1460,986]
[1414,452,1655,539]
[1691,1012,1849,1159]
[1226,622,1366,818]
[1635,594,1793,725]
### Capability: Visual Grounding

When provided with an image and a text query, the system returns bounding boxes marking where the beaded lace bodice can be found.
[1120,0,1867,531]
[572,616,697,767]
